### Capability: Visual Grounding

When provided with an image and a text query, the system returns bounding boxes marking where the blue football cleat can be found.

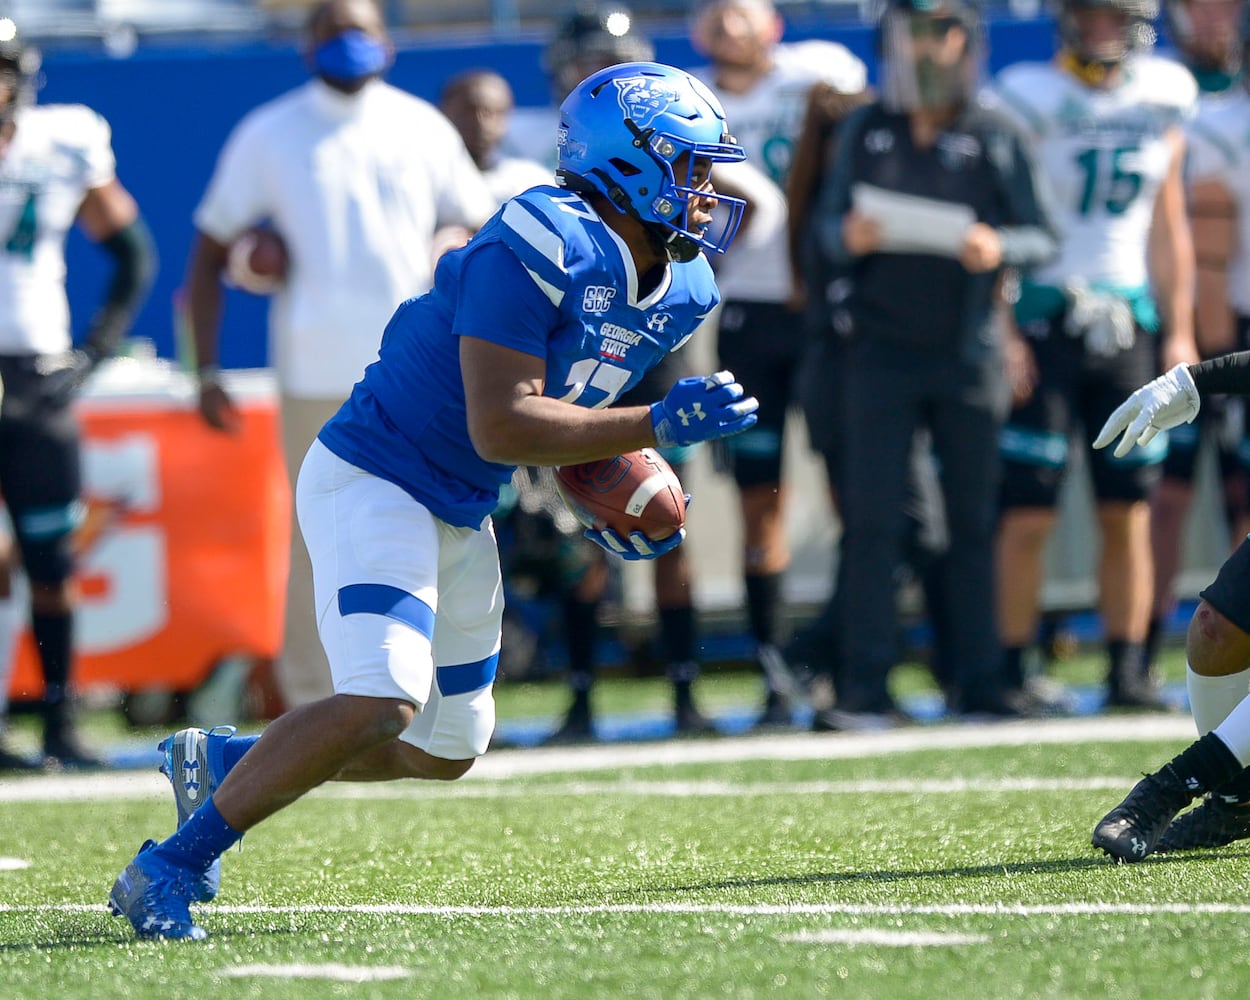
[158,726,235,901]
[109,840,208,941]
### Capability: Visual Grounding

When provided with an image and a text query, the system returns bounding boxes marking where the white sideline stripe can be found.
[0,714,1198,803]
[779,929,991,946]
[318,776,1137,800]
[471,716,1200,778]
[0,858,31,870]
[220,964,409,982]
[10,902,1250,917]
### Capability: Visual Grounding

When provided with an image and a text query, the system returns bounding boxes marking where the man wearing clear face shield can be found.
[812,0,1058,727]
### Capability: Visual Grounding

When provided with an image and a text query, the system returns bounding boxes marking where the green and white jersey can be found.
[0,103,115,355]
[691,40,867,187]
[989,54,1196,291]
[689,40,866,302]
[1186,87,1250,315]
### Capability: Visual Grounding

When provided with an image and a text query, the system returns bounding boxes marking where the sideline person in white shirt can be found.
[185,0,495,710]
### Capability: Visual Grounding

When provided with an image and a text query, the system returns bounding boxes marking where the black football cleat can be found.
[1157,794,1250,853]
[1092,772,1192,862]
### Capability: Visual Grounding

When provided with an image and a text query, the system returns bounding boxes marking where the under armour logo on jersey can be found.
[646,313,672,333]
[615,76,677,129]
[583,286,617,314]
[675,404,706,426]
[937,132,981,170]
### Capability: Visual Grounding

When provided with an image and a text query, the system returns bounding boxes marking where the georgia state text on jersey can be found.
[0,103,115,355]
[318,185,720,528]
[987,55,1196,292]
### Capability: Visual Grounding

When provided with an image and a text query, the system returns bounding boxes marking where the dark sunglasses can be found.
[908,15,964,39]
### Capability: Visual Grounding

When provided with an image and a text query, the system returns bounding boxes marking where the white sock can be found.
[1212,694,1250,767]
[1187,664,1250,736]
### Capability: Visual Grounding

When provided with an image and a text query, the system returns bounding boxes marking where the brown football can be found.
[555,448,686,541]
[225,227,288,295]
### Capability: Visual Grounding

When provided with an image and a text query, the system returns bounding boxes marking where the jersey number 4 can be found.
[4,191,37,260]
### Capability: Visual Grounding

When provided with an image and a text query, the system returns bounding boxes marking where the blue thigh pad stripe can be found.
[437,653,499,696]
[337,583,435,639]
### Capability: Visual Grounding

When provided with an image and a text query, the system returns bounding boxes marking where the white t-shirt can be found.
[194,78,496,398]
[482,154,553,207]
[0,104,115,355]
[502,106,561,172]
[690,40,868,303]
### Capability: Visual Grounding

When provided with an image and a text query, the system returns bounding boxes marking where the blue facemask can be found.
[312,29,390,84]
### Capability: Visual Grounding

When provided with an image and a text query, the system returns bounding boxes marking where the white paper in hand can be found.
[852,183,975,258]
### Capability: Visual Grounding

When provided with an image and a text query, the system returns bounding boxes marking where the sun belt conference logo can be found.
[615,76,677,129]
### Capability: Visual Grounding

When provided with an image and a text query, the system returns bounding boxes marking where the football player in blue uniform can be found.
[109,61,758,941]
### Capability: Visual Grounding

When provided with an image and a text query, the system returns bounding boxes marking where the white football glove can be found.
[1064,283,1135,357]
[1093,363,1201,458]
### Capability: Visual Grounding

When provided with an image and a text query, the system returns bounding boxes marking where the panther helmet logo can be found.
[614,76,677,130]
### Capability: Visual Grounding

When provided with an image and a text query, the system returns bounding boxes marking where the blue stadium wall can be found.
[40,17,1060,370]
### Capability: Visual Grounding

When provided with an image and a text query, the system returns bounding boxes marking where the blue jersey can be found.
[317,185,720,528]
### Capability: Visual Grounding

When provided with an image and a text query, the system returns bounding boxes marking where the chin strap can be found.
[556,168,699,263]
[1060,48,1117,87]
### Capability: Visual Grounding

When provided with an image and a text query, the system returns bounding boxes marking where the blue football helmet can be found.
[556,61,747,263]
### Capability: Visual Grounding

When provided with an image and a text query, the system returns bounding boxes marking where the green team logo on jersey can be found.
[3,188,37,260]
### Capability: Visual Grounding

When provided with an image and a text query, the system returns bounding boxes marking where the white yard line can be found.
[779,929,991,946]
[0,714,1198,804]
[5,901,1250,917]
[219,963,410,981]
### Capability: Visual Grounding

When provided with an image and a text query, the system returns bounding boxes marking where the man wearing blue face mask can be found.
[183,0,496,713]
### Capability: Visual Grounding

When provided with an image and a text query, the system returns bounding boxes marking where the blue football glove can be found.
[650,371,759,448]
[584,526,687,561]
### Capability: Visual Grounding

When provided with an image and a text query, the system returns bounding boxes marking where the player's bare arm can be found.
[184,231,242,433]
[1150,126,1199,369]
[460,336,658,466]
[1189,175,1237,356]
[64,178,156,388]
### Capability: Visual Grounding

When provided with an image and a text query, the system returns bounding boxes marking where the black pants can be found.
[835,338,1006,713]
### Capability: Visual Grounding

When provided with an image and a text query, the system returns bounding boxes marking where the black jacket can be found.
[814,99,1057,359]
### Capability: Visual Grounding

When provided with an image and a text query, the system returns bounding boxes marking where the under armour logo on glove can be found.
[651,371,758,448]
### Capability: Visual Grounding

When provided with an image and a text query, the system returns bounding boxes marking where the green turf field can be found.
[5,647,1246,999]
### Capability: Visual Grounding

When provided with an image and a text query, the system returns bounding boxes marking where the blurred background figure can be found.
[440,69,551,205]
[184,0,494,712]
[812,0,1058,727]
[1147,0,1249,677]
[990,0,1200,711]
[0,16,157,768]
[687,0,866,726]
[0,520,31,768]
[505,2,655,168]
[1165,0,1245,91]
